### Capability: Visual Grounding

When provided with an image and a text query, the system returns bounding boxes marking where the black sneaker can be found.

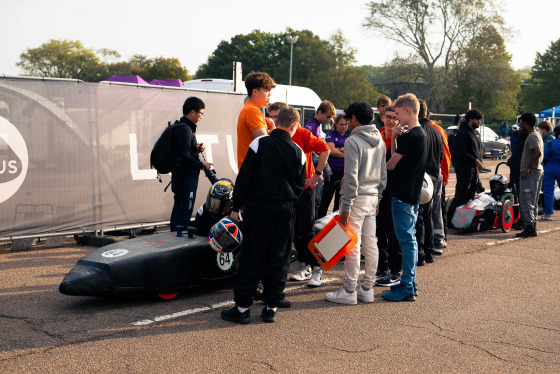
[512,221,524,230]
[425,255,435,263]
[261,307,276,323]
[221,306,251,324]
[417,260,426,266]
[516,226,537,238]
[277,298,292,308]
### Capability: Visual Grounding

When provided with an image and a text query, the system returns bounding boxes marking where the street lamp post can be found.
[286,35,299,86]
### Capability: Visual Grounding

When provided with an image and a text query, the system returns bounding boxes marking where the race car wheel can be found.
[156,292,179,301]
[500,200,514,232]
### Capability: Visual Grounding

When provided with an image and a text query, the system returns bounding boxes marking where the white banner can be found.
[0,78,244,237]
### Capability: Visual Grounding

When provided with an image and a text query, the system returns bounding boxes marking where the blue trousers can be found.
[392,197,419,288]
[543,166,560,215]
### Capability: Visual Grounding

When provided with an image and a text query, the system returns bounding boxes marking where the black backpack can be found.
[150,120,179,176]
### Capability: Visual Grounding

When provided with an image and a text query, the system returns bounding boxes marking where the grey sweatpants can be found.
[519,170,543,227]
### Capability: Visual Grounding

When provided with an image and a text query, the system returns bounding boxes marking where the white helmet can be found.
[419,173,434,205]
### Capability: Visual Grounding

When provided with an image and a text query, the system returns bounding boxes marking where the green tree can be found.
[363,0,505,112]
[362,65,387,86]
[446,26,520,121]
[17,39,103,81]
[141,57,192,82]
[516,67,531,83]
[17,40,193,83]
[522,39,560,113]
[314,66,381,109]
[195,29,380,108]
[102,60,142,78]
[195,30,284,80]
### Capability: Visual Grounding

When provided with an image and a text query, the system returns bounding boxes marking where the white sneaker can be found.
[307,266,322,287]
[289,262,311,281]
[541,214,553,221]
[325,287,357,305]
[356,284,374,303]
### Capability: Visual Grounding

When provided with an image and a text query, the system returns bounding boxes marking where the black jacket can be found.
[419,117,444,181]
[232,129,306,211]
[172,117,204,178]
[453,124,483,169]
[508,129,528,168]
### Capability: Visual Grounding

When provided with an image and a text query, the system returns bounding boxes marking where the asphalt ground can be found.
[1,157,559,373]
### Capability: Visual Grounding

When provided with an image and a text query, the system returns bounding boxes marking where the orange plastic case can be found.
[307,214,358,271]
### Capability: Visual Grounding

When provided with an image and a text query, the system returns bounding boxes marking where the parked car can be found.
[446,125,510,158]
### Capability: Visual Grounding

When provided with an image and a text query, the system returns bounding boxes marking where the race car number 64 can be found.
[217,252,234,271]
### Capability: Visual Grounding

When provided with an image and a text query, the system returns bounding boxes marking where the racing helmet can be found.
[205,179,234,215]
[208,217,243,253]
[490,174,508,196]
[419,173,434,205]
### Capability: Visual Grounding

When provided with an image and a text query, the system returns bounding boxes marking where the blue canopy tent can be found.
[539,104,560,118]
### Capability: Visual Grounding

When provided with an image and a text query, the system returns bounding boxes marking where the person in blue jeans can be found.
[383,93,427,302]
[542,126,560,221]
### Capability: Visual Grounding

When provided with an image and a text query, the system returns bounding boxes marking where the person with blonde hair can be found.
[382,93,426,302]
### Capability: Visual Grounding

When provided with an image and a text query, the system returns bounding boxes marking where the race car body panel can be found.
[59,231,238,297]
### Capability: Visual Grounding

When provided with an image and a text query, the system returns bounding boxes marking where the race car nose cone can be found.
[59,262,113,296]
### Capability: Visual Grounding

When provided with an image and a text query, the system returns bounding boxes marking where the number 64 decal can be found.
[217,252,234,272]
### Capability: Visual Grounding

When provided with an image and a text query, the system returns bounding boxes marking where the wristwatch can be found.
[315,170,322,176]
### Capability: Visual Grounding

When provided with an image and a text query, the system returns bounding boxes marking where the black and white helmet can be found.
[205,179,234,215]
[490,174,508,196]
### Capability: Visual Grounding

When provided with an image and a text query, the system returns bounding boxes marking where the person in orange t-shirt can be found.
[237,72,276,168]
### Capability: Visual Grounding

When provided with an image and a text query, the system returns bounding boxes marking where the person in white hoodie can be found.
[325,101,387,305]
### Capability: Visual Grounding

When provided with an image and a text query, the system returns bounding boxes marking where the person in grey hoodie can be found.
[325,101,387,305]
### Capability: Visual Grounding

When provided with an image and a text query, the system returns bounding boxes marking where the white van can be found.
[183,78,322,126]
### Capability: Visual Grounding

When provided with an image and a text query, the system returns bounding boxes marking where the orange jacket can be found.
[292,125,330,189]
[379,127,392,152]
[431,120,451,183]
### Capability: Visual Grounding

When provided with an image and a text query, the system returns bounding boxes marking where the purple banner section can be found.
[105,75,150,85]
[150,79,183,87]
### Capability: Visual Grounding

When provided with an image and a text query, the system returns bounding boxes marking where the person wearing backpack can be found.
[170,96,212,231]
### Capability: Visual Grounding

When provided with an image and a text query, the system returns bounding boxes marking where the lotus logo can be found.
[0,116,28,204]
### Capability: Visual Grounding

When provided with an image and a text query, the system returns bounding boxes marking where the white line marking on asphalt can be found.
[485,238,520,246]
[484,226,560,247]
[132,278,337,326]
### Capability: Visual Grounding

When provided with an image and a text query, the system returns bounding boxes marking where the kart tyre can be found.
[500,200,514,232]
[156,292,179,301]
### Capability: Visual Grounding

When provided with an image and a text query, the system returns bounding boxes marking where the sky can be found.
[1,0,559,77]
